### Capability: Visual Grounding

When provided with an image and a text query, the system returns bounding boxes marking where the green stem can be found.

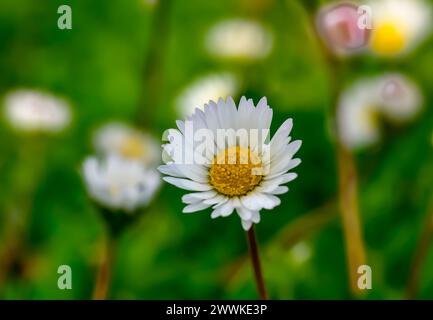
[406,201,433,299]
[136,0,173,129]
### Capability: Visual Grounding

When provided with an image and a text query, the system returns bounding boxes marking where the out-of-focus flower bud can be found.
[316,2,371,56]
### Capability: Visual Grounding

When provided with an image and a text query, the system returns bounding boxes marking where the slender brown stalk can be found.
[224,200,337,285]
[93,235,117,300]
[293,0,367,296]
[406,204,433,299]
[337,144,366,296]
[246,227,268,300]
[0,139,45,289]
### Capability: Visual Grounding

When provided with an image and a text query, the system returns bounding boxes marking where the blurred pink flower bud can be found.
[316,2,371,56]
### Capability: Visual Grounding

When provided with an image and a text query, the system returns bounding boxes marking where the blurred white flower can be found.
[290,242,312,265]
[143,0,157,6]
[338,73,423,150]
[369,0,432,57]
[82,155,161,212]
[377,74,422,122]
[337,79,381,150]
[3,89,71,133]
[93,122,160,166]
[176,73,239,117]
[160,97,301,231]
[316,3,371,56]
[205,19,273,61]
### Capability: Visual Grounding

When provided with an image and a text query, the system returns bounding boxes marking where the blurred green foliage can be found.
[0,0,433,299]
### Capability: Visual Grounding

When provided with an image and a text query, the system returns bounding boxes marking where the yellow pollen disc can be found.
[371,22,407,56]
[119,135,146,159]
[209,146,263,197]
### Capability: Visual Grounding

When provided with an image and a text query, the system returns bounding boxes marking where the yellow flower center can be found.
[209,146,263,197]
[371,22,407,56]
[119,135,146,159]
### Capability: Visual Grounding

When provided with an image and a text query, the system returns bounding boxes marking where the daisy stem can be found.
[337,144,366,296]
[246,227,268,300]
[406,200,433,299]
[93,234,117,300]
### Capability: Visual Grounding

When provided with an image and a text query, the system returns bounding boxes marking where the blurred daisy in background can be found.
[369,0,432,57]
[160,96,301,230]
[337,78,381,150]
[289,241,312,265]
[3,89,71,133]
[93,122,160,166]
[205,19,273,61]
[378,73,423,122]
[175,73,239,117]
[82,155,161,213]
[338,73,423,150]
[316,2,371,56]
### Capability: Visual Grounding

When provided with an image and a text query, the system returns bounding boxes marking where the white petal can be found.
[240,192,263,211]
[163,177,212,191]
[251,211,261,223]
[240,192,280,211]
[241,219,253,231]
[183,201,213,213]
[182,190,217,204]
[236,206,254,220]
[269,140,302,173]
[211,200,235,218]
[269,186,289,195]
[203,194,227,205]
[266,159,301,180]
[270,118,293,152]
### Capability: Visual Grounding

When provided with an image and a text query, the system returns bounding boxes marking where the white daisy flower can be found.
[377,73,422,122]
[93,122,160,166]
[159,97,301,230]
[337,73,423,150]
[369,0,432,57]
[205,19,273,61]
[176,73,239,117]
[82,155,161,212]
[3,89,71,133]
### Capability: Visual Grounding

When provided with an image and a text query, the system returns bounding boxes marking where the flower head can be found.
[337,73,423,150]
[337,79,381,150]
[176,73,239,117]
[377,73,422,122]
[159,97,301,230]
[369,0,432,57]
[93,122,160,166]
[3,89,71,133]
[82,155,161,212]
[316,3,371,56]
[205,19,273,61]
